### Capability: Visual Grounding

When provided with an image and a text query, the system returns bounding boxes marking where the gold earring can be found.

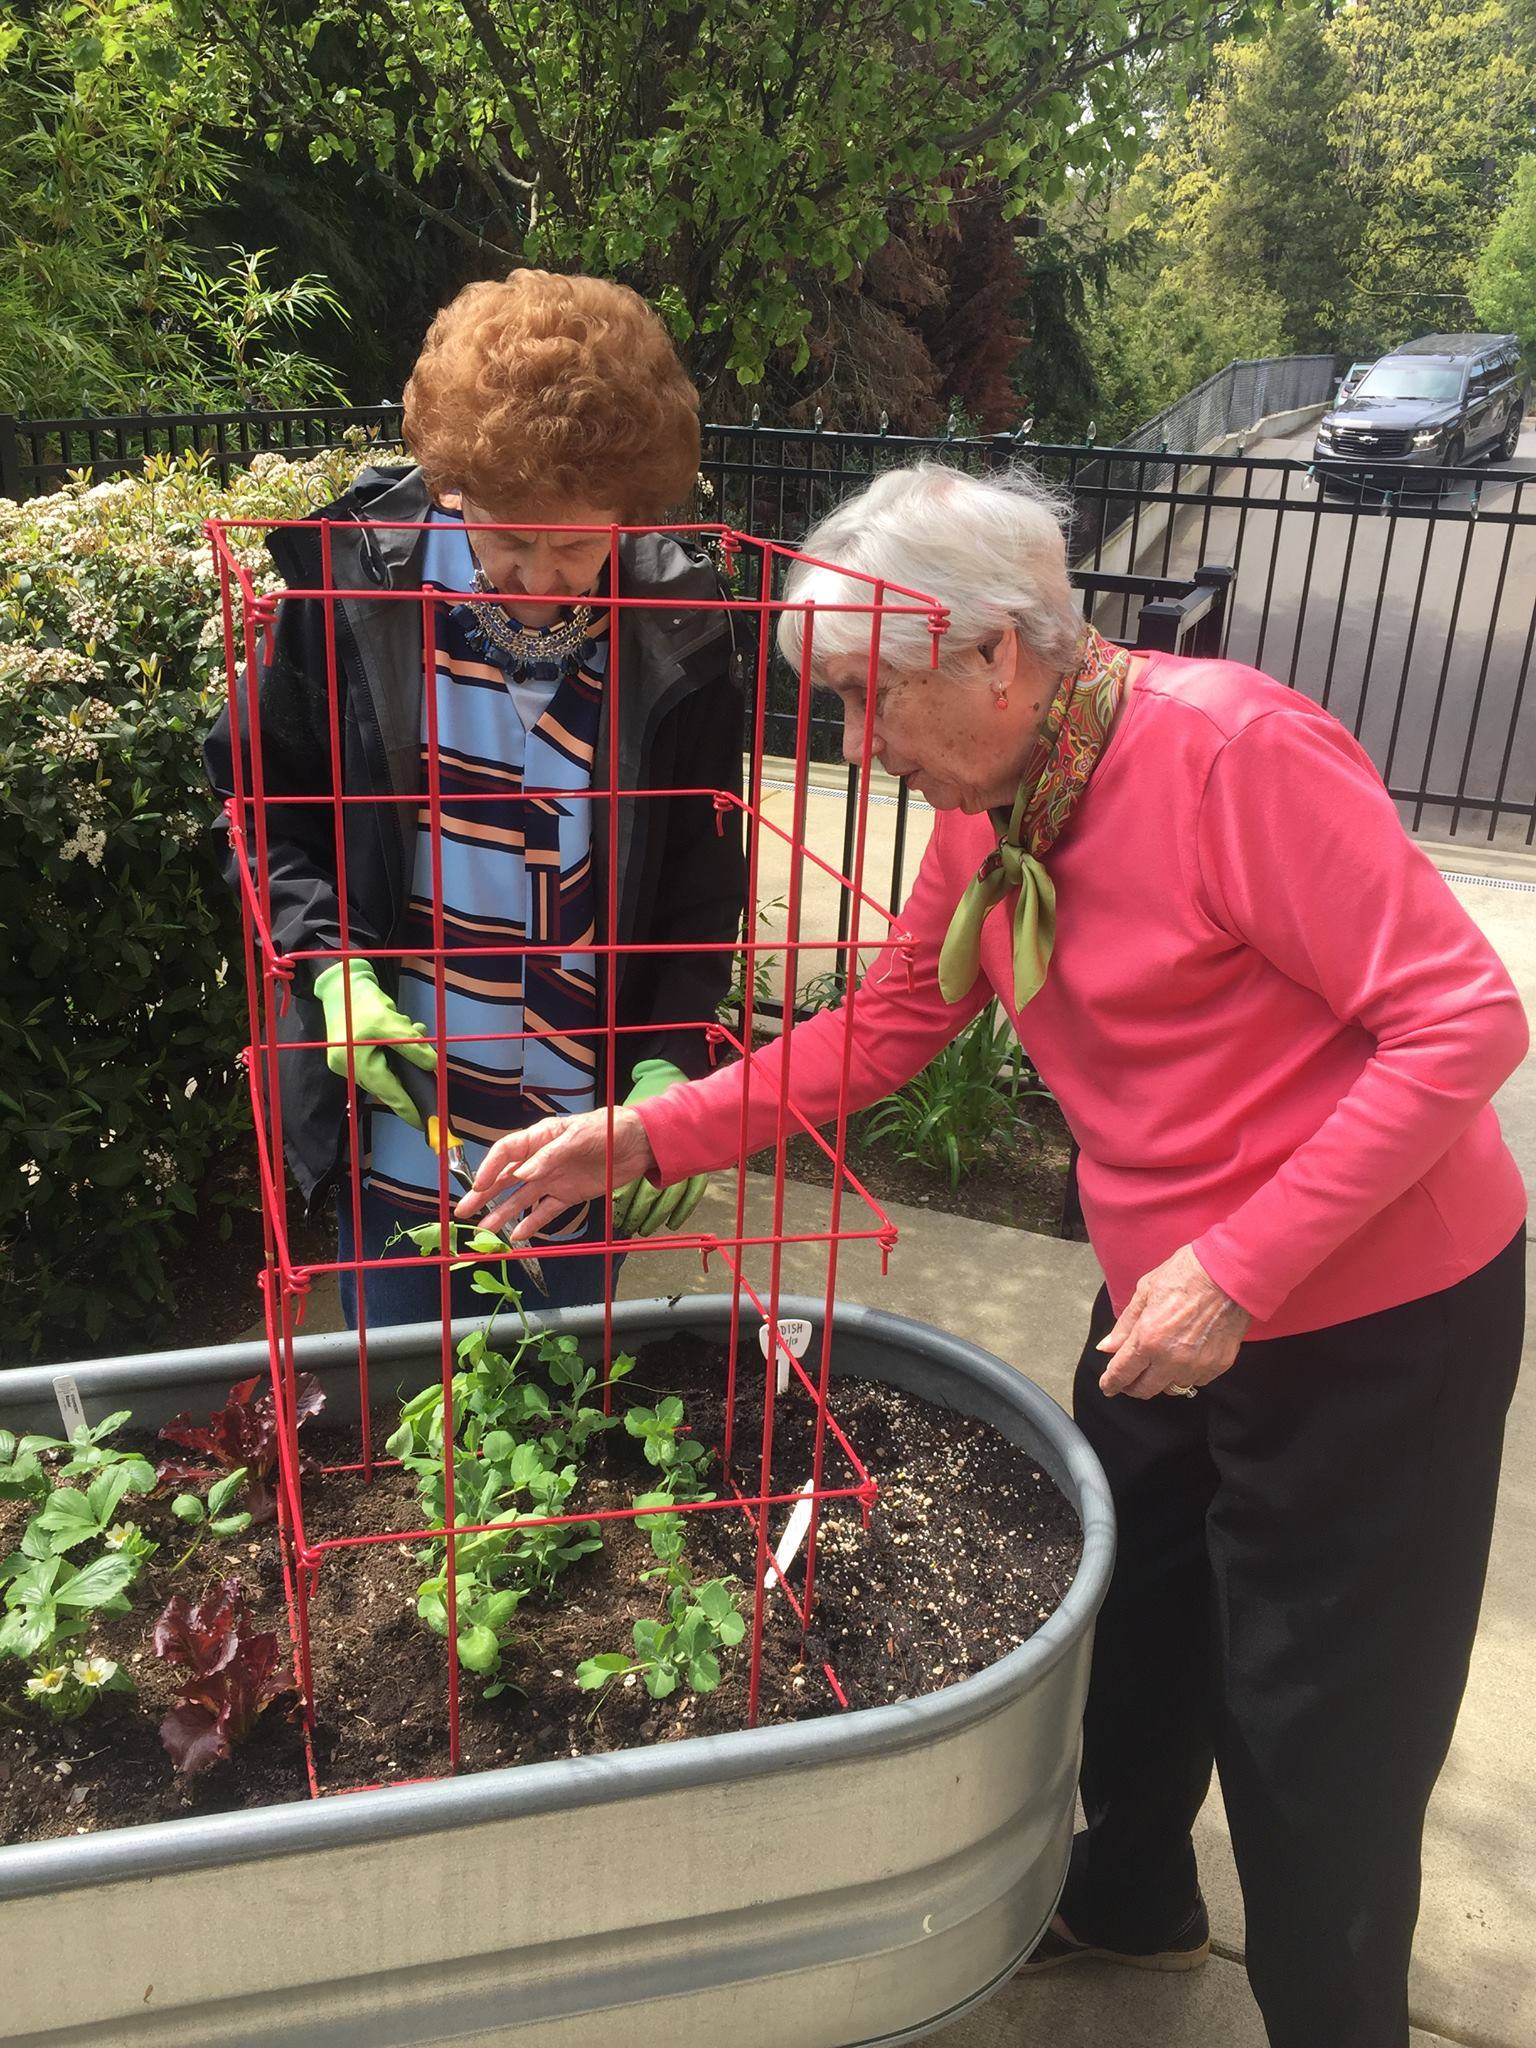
[995,688,1009,711]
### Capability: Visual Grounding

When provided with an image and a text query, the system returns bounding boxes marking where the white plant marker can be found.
[759,1315,813,1396]
[52,1374,87,1440]
[764,1478,815,1590]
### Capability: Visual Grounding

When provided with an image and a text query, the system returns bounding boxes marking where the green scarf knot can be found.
[938,788,1058,1011]
[936,623,1130,1013]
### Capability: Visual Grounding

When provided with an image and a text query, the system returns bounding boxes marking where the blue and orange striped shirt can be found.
[367,511,602,1235]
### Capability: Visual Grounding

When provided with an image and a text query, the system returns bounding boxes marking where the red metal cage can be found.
[208,510,947,1794]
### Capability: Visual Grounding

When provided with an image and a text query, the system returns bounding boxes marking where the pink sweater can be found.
[641,655,1528,1341]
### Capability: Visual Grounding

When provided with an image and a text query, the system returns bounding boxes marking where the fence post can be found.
[1190,565,1236,658]
[0,414,21,501]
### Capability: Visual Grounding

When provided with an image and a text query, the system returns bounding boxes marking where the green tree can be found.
[1471,155,1536,358]
[1,1,348,413]
[196,0,1257,400]
[1068,102,1292,441]
[1329,0,1536,341]
[1196,6,1360,354]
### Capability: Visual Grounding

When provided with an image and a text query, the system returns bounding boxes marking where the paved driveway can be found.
[1102,422,1536,847]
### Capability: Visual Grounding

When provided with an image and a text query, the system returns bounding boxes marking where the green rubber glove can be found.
[611,1058,708,1237]
[313,959,436,1128]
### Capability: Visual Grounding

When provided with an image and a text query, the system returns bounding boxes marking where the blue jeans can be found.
[337,1185,619,1329]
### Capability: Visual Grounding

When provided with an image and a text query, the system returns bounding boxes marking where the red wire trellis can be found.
[209,511,944,1794]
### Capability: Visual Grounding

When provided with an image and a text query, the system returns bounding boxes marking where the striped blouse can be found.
[367,511,602,1236]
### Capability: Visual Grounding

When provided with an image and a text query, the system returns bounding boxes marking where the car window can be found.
[1354,363,1464,403]
[1470,366,1492,399]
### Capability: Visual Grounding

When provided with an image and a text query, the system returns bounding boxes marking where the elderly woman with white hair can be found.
[461,462,1527,2048]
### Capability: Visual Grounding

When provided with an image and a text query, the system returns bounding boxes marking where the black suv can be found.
[1313,334,1527,485]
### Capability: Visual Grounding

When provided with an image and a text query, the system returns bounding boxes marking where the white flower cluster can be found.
[61,584,120,647]
[0,643,106,693]
[57,822,108,866]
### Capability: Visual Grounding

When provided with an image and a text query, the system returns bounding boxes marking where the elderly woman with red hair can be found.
[460,460,1526,2048]
[206,271,743,1323]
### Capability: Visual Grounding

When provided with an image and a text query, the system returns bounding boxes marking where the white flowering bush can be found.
[0,442,377,1358]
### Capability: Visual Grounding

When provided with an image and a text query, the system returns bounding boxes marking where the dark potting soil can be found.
[0,1332,1080,1847]
[779,1099,1075,1236]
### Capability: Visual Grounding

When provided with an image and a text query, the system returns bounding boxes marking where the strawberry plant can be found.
[101,1519,157,1569]
[23,1652,133,1720]
[152,1578,291,1776]
[31,1464,156,1557]
[1,1415,158,1717]
[157,1373,323,1522]
[0,1550,138,1666]
[1,1414,155,1502]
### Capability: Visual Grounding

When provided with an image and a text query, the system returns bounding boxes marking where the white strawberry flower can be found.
[72,1656,118,1689]
[25,1668,67,1698]
[103,1523,136,1550]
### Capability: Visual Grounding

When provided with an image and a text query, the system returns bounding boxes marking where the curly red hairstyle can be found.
[403,271,700,523]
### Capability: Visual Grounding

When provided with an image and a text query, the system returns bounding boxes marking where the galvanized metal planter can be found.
[0,1295,1113,2048]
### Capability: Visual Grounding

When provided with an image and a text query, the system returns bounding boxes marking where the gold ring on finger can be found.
[1165,1383,1198,1398]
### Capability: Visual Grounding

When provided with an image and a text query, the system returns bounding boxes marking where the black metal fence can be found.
[0,351,1333,502]
[698,419,1536,864]
[0,402,405,501]
[6,400,1534,858]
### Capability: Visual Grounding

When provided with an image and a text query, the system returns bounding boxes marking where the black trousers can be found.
[1063,1231,1524,2048]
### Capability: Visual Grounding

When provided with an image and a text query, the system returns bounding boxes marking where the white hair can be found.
[775,461,1081,680]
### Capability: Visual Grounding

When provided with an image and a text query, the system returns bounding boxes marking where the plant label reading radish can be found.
[52,1374,87,1439]
[759,1317,813,1395]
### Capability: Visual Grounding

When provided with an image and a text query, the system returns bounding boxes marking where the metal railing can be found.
[1118,354,1339,460]
[0,402,405,500]
[0,355,1333,506]
[1034,441,1536,853]
[6,400,1533,857]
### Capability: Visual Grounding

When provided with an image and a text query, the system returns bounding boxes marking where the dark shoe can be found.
[1018,1898,1210,1976]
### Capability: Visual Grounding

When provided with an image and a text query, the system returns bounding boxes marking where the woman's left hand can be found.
[1096,1245,1251,1399]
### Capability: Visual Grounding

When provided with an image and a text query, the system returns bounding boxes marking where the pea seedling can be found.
[170,1467,254,1565]
[576,1578,746,1703]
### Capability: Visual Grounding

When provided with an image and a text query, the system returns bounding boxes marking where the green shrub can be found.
[0,444,374,1360]
[862,999,1054,1192]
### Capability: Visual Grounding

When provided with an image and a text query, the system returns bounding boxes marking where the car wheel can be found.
[1500,408,1522,461]
[1438,438,1466,502]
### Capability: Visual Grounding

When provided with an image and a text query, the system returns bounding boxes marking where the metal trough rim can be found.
[0,1293,1114,1905]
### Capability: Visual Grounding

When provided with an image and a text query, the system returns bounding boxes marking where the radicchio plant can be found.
[156,1374,323,1523]
[152,1578,291,1776]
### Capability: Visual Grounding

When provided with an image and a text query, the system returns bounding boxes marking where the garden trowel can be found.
[392,1057,549,1297]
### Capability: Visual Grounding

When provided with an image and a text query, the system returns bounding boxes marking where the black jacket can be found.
[204,464,746,1208]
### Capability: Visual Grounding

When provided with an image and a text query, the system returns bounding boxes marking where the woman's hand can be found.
[456,1108,656,1241]
[1096,1245,1251,1399]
